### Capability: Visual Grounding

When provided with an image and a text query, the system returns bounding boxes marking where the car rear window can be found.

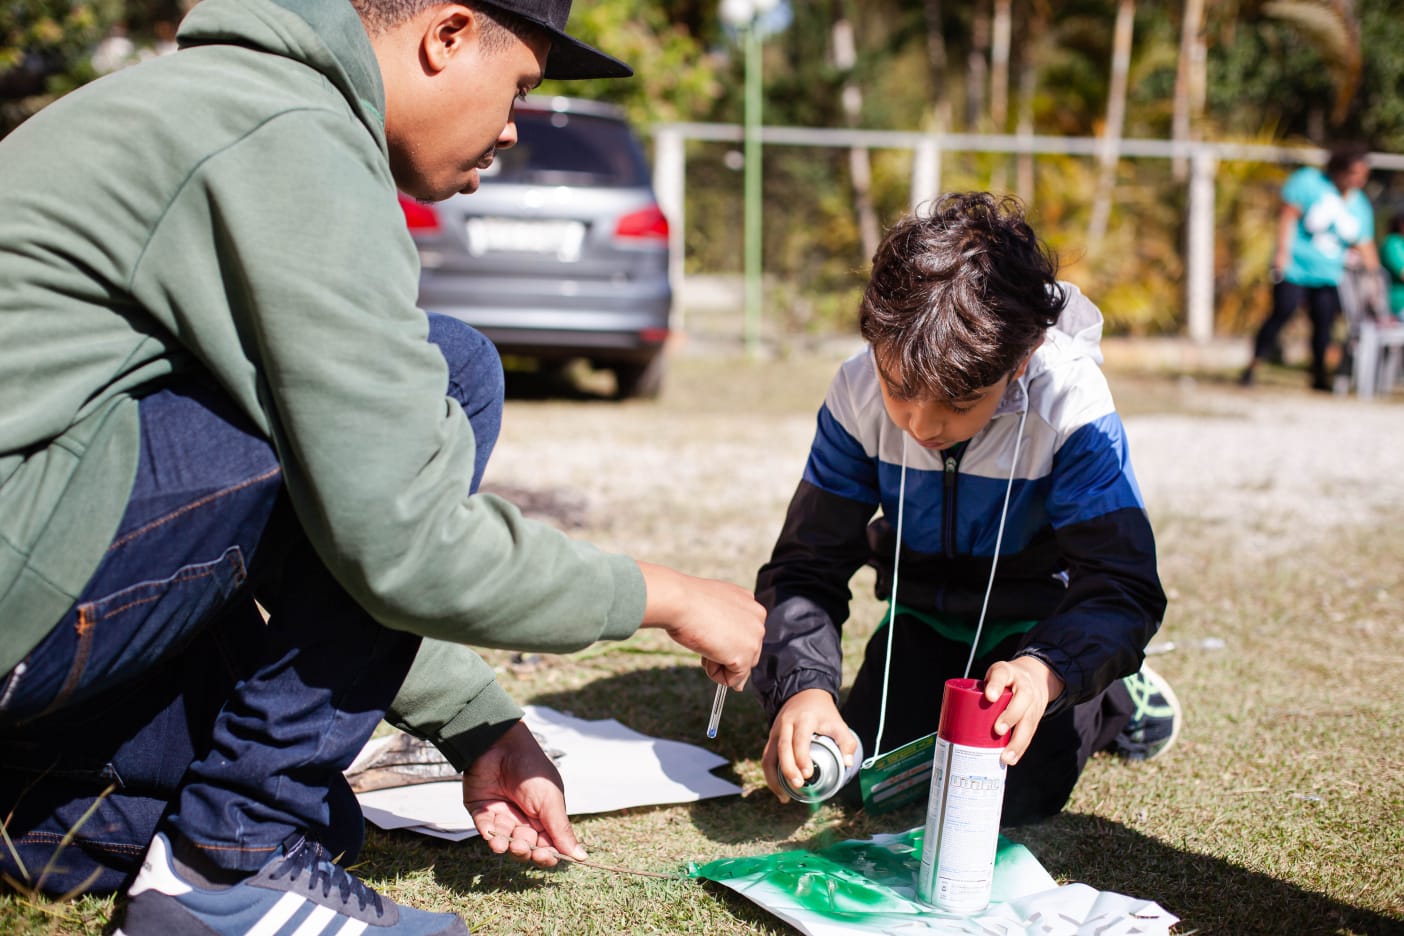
[484,110,649,188]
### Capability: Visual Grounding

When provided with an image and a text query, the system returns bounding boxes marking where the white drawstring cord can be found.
[870,435,908,760]
[962,402,1028,679]
[869,389,1028,761]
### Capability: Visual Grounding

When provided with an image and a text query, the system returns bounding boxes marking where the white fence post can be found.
[1186,146,1217,344]
[652,126,687,329]
[911,136,941,210]
[647,123,1404,343]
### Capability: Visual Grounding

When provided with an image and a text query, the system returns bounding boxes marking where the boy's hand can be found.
[762,689,859,803]
[982,657,1065,766]
[636,561,764,691]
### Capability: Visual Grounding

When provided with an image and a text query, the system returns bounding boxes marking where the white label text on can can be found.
[916,738,1007,913]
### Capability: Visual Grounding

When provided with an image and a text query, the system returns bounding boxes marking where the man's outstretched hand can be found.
[636,561,765,691]
[463,719,585,867]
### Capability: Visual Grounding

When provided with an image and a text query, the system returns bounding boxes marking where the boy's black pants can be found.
[840,614,1133,826]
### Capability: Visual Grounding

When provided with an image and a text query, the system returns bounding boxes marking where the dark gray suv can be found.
[400,96,672,399]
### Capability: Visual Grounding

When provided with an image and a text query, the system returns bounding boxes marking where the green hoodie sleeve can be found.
[129,105,645,652]
[386,638,521,771]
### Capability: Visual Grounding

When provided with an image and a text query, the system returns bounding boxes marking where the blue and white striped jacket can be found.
[752,284,1166,718]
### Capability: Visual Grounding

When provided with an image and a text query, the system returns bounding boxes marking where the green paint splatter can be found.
[685,830,1047,921]
[689,852,914,915]
[815,833,922,887]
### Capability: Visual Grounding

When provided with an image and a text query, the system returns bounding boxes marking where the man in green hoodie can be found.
[0,1,764,933]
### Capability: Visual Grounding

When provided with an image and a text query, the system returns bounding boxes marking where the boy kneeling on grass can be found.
[751,192,1178,823]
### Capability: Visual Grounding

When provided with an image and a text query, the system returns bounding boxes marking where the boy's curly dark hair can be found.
[859,192,1064,401]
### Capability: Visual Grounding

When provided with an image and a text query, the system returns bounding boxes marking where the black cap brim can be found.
[476,1,633,80]
[542,32,633,80]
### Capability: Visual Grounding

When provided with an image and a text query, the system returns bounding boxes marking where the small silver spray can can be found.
[779,733,862,803]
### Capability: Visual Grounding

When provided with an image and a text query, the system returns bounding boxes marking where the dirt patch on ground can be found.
[483,348,1404,579]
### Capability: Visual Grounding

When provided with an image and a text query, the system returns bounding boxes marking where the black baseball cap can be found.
[477,0,633,80]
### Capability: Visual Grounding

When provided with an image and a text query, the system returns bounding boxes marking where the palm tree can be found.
[1172,0,1207,182]
[919,0,951,207]
[832,8,880,259]
[1087,0,1136,250]
[989,0,1013,192]
[1259,0,1362,126]
[1015,0,1051,202]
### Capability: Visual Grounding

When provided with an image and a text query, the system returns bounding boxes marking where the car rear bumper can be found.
[422,302,672,362]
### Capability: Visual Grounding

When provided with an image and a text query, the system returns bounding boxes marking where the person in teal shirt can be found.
[1241,143,1381,390]
[1383,212,1404,319]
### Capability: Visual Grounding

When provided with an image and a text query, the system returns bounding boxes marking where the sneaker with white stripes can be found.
[114,831,468,936]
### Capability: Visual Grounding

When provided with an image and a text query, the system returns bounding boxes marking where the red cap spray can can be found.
[915,678,1012,913]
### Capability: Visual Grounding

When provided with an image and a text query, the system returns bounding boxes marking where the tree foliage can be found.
[4,0,1403,335]
[537,0,724,128]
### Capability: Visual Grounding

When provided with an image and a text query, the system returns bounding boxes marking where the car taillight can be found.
[614,204,669,242]
[398,193,441,232]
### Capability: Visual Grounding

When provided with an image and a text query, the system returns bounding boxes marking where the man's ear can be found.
[421,5,479,75]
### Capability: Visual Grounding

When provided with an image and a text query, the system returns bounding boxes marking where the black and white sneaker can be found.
[1112,665,1182,761]
[115,831,468,935]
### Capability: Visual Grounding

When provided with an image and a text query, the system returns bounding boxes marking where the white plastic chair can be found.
[1338,266,1404,400]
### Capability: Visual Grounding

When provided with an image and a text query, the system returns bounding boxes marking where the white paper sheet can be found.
[702,832,1179,936]
[352,705,742,841]
[351,712,1177,936]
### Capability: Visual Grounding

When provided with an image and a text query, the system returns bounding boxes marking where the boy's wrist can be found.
[763,670,840,719]
[1012,647,1070,716]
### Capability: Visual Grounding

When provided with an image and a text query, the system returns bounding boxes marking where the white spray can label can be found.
[915,678,1012,914]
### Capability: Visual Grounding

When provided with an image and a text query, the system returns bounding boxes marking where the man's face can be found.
[381,7,549,202]
[873,352,1031,452]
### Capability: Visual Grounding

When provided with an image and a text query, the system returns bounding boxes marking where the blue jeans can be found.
[0,315,503,895]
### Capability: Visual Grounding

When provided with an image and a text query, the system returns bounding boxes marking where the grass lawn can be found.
[3,348,1402,935]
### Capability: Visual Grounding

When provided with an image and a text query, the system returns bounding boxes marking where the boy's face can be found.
[873,351,1035,452]
[377,5,549,202]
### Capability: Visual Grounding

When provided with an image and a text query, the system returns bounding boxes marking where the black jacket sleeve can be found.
[751,480,877,720]
[1014,505,1166,711]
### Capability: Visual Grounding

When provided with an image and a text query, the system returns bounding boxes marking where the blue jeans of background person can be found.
[0,315,502,896]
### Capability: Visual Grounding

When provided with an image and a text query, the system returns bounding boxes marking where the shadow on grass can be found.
[396,660,1401,934]
[366,659,1402,933]
[528,664,768,772]
[357,828,557,898]
[1007,812,1404,936]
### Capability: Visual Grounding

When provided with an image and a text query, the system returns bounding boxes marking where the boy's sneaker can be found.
[1111,665,1182,761]
[114,830,468,935]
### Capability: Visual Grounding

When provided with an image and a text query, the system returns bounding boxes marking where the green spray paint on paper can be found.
[688,827,1056,924]
[691,852,914,916]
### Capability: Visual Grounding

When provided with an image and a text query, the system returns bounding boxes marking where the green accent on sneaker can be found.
[1114,665,1182,762]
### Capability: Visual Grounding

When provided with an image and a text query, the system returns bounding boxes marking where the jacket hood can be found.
[177,0,385,142]
[997,281,1105,416]
[1026,281,1105,380]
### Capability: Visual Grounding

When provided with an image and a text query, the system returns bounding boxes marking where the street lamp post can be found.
[721,0,778,357]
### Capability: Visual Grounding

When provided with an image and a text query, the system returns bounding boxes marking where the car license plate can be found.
[465,217,586,262]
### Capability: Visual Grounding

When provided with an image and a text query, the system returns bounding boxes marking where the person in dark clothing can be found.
[750,194,1176,825]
